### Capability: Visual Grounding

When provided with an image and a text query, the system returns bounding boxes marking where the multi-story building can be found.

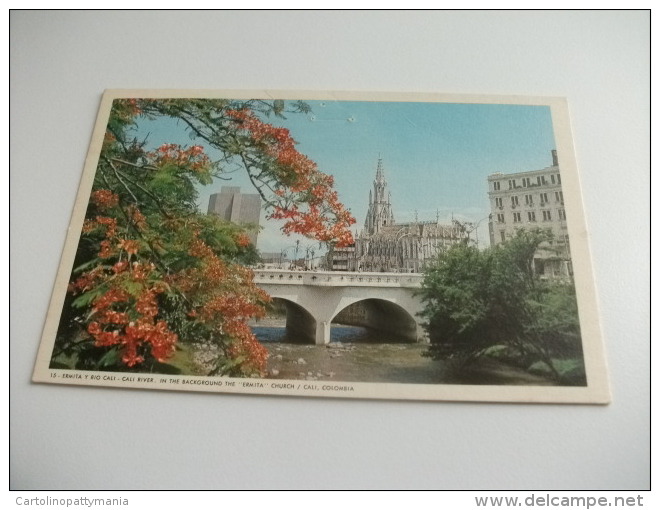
[487,150,572,279]
[329,244,355,271]
[207,186,261,245]
[329,159,468,273]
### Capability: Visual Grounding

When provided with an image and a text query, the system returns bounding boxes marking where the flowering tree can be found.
[52,98,356,376]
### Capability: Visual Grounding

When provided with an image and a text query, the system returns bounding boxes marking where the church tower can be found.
[364,158,395,234]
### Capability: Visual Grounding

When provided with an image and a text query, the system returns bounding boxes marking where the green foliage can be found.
[52,99,283,374]
[419,229,584,383]
[53,96,356,375]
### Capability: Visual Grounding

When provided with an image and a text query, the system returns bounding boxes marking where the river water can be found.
[253,325,409,344]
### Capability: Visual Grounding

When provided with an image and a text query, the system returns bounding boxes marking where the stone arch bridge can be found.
[252,269,427,345]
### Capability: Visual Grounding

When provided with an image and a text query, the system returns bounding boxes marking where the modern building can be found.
[328,159,469,273]
[258,251,287,269]
[207,186,261,246]
[487,150,572,279]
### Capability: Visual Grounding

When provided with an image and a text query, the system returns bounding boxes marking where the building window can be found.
[495,197,503,208]
[542,210,552,221]
[523,177,531,187]
[558,209,566,220]
[497,213,505,223]
[555,191,564,203]
[500,231,506,242]
[557,174,562,185]
[525,194,533,206]
[508,179,516,189]
[513,212,521,223]
[540,192,548,205]
[528,211,536,222]
[511,195,519,208]
[551,174,556,184]
[493,181,500,191]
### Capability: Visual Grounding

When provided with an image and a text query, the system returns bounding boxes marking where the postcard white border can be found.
[31,89,611,404]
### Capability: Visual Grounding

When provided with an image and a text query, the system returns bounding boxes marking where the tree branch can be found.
[105,158,139,204]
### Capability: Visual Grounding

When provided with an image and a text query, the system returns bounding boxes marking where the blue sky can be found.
[132,99,556,253]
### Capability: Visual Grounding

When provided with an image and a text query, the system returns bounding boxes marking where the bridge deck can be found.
[252,269,423,288]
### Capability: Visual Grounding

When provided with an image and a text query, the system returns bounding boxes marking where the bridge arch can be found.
[253,270,426,345]
[265,297,317,344]
[331,298,419,342]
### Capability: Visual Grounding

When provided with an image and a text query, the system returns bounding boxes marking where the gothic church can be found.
[329,159,469,273]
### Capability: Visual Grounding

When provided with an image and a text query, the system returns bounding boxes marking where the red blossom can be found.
[227,108,356,247]
[98,240,113,259]
[112,261,129,274]
[147,143,211,173]
[235,232,251,247]
[126,205,147,231]
[118,239,139,255]
[91,189,119,210]
[84,285,178,368]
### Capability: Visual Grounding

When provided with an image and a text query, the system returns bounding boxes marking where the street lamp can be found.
[452,216,490,248]
[279,243,300,269]
[473,215,492,248]
[303,245,316,270]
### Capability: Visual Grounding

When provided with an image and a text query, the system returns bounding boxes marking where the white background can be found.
[10,11,649,489]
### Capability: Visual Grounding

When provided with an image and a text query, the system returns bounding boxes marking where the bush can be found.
[419,230,584,383]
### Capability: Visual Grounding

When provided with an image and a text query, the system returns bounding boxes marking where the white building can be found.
[487,150,572,279]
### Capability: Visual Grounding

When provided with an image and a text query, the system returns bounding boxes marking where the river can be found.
[252,324,555,386]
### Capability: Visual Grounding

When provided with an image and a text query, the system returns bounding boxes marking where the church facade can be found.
[329,159,469,273]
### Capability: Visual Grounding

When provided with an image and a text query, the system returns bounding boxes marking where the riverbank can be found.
[176,324,557,386]
[262,341,555,386]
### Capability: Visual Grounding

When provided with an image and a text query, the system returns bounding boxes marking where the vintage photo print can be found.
[32,90,610,403]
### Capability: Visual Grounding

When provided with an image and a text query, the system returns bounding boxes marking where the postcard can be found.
[32,90,610,403]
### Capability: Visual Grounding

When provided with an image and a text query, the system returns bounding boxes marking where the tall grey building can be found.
[487,150,572,279]
[207,186,261,246]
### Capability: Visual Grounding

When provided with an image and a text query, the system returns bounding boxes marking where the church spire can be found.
[364,157,395,234]
[375,157,385,185]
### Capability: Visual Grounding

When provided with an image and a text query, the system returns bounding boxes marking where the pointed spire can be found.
[365,156,394,234]
[375,157,385,184]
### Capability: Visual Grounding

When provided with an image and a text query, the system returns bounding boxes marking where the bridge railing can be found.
[251,269,423,288]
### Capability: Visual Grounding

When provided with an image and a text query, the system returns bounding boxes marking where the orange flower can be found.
[227,108,356,246]
[91,189,119,210]
[235,233,251,247]
[98,240,113,259]
[118,239,139,255]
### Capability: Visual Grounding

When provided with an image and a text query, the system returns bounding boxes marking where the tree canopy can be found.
[52,98,356,376]
[418,229,585,384]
